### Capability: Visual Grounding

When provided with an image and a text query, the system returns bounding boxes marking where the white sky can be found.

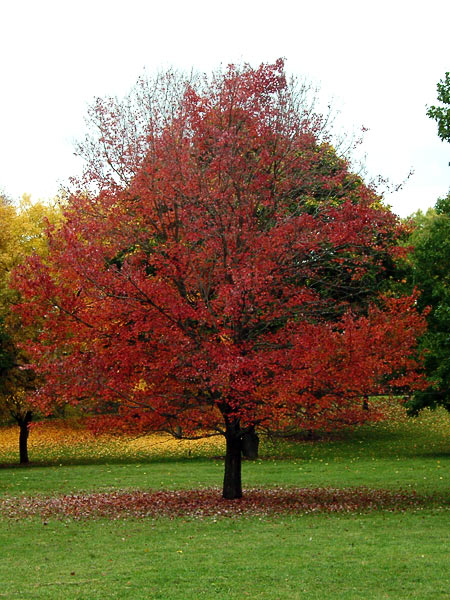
[1,0,449,217]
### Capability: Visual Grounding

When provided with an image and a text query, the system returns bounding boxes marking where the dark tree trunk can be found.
[241,425,259,459]
[223,419,242,499]
[17,411,32,465]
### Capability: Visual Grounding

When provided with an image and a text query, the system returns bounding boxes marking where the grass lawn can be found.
[0,404,449,599]
[0,511,449,599]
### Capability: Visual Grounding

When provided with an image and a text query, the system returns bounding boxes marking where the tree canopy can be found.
[406,194,450,414]
[14,61,427,496]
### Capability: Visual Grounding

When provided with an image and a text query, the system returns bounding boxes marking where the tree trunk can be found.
[18,411,32,465]
[223,419,242,499]
[241,425,259,459]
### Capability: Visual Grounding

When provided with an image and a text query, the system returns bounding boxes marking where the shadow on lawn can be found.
[0,454,217,469]
[413,450,450,459]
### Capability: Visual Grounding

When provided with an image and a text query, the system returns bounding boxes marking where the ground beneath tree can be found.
[0,487,437,521]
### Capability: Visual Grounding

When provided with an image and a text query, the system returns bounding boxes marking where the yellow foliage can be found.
[133,379,149,392]
[0,419,225,463]
[0,194,61,315]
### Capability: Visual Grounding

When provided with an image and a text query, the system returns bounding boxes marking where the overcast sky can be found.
[1,0,449,217]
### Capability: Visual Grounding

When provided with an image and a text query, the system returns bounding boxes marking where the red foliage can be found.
[0,487,424,521]
[13,60,427,497]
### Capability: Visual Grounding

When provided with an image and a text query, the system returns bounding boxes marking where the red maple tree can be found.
[14,60,426,498]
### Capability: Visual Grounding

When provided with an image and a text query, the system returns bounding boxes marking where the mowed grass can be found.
[0,403,449,599]
[1,512,449,599]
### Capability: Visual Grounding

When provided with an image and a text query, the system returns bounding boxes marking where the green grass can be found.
[0,407,449,599]
[0,512,449,599]
[0,453,448,499]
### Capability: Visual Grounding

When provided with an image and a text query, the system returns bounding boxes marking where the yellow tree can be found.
[0,193,60,463]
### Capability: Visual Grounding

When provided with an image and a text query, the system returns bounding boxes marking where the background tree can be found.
[0,194,60,463]
[0,323,34,463]
[403,75,450,414]
[405,194,450,414]
[427,72,450,143]
[15,61,426,497]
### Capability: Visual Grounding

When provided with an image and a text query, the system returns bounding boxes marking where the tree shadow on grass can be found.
[0,454,217,470]
[414,450,450,459]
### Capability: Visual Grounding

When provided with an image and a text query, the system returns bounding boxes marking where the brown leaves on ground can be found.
[0,487,427,521]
